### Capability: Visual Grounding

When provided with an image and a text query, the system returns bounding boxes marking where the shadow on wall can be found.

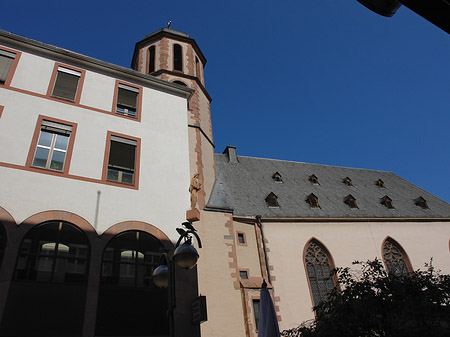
[0,208,200,337]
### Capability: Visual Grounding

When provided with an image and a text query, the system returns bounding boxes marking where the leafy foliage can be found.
[281,259,450,337]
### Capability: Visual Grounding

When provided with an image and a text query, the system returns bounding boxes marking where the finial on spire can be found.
[168,21,172,28]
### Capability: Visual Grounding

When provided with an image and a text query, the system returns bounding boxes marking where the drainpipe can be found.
[256,215,272,285]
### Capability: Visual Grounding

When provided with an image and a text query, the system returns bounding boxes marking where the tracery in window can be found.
[306,193,320,208]
[382,237,412,277]
[304,240,335,306]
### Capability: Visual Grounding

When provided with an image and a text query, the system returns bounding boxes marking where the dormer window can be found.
[272,172,282,183]
[344,195,358,208]
[309,175,319,185]
[343,177,352,186]
[414,196,428,209]
[375,179,385,188]
[380,195,394,209]
[306,193,320,208]
[265,192,279,208]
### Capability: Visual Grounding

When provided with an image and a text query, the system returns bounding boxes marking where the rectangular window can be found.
[239,270,248,279]
[51,67,81,101]
[0,49,16,84]
[31,120,72,172]
[116,84,139,118]
[237,233,246,244]
[253,299,260,331]
[106,135,137,185]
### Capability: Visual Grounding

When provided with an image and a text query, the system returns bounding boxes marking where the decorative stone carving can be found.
[189,173,202,209]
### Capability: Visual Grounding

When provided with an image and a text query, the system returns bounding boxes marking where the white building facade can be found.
[0,29,200,337]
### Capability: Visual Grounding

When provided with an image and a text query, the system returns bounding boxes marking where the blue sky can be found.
[3,1,450,202]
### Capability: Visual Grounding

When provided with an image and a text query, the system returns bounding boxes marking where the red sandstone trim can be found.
[0,161,139,190]
[101,221,174,251]
[2,84,141,123]
[236,231,248,247]
[46,62,86,104]
[25,115,78,175]
[0,46,22,88]
[101,131,141,189]
[110,80,143,122]
[303,237,339,308]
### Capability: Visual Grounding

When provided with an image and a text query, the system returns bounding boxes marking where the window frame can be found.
[265,192,279,208]
[173,43,183,71]
[252,298,261,332]
[344,194,358,208]
[303,238,337,307]
[380,195,394,209]
[236,232,247,246]
[382,237,413,277]
[102,131,141,188]
[14,220,90,284]
[46,63,85,104]
[26,115,77,175]
[414,196,429,209]
[239,270,249,279]
[111,80,143,121]
[147,45,156,74]
[306,193,320,209]
[0,46,21,87]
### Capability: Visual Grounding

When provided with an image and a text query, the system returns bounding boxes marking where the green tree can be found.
[282,259,450,337]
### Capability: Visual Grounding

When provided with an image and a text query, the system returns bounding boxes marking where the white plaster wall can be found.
[235,221,262,278]
[79,71,115,111]
[9,52,54,95]
[0,47,191,242]
[263,221,450,331]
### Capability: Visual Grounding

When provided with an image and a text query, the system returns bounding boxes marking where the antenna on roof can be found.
[167,21,172,28]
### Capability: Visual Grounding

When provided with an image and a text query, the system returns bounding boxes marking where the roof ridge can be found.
[215,153,392,173]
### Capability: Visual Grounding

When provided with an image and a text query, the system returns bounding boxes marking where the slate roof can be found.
[205,147,450,219]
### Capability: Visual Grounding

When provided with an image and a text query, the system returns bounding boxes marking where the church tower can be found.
[131,28,215,213]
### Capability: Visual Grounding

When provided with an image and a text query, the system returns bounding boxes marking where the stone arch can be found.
[101,220,173,251]
[96,221,173,336]
[0,213,94,336]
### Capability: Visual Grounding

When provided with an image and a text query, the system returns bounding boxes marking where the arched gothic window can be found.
[382,237,412,277]
[0,221,90,336]
[304,240,336,306]
[96,230,168,336]
[173,44,182,71]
